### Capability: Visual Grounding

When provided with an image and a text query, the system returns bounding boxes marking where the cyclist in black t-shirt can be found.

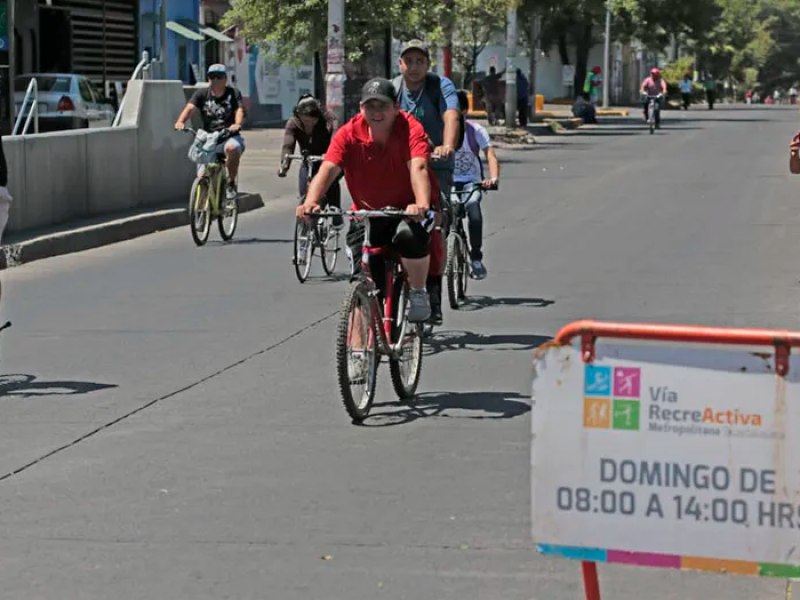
[175,64,246,198]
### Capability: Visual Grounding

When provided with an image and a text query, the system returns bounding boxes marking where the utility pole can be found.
[326,0,346,125]
[529,14,541,121]
[602,0,611,108]
[504,5,518,129]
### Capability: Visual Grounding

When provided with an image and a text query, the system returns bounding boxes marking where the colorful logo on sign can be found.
[584,366,641,431]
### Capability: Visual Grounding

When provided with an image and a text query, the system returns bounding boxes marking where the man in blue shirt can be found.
[394,39,460,327]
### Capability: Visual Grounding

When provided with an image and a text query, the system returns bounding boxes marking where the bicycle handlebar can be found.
[451,181,498,194]
[303,208,434,219]
[286,154,325,163]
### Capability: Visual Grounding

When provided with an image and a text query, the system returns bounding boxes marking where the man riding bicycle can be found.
[453,90,500,280]
[295,78,438,323]
[393,39,460,327]
[174,64,245,199]
[279,94,343,229]
[640,68,667,123]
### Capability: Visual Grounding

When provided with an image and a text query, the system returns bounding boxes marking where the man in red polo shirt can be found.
[296,77,438,322]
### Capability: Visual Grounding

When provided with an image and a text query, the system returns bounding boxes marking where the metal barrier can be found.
[112,51,152,127]
[13,77,39,135]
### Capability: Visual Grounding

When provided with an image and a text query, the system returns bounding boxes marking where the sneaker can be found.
[471,260,487,280]
[226,183,237,200]
[348,350,369,383]
[407,288,431,323]
[428,304,443,326]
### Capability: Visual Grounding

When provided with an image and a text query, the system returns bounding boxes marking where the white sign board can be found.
[562,65,575,86]
[531,341,800,579]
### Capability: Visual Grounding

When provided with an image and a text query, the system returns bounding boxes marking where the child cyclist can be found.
[452,90,500,279]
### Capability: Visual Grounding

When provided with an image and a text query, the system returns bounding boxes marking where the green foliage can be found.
[661,57,694,84]
[452,0,513,86]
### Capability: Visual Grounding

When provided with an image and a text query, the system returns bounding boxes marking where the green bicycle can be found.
[182,127,239,246]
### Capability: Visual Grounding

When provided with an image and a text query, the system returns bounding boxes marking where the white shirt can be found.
[454,121,492,184]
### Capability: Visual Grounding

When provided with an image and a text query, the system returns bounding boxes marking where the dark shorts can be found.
[346,216,430,297]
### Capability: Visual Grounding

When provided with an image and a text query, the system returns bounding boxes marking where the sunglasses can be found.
[208,73,226,80]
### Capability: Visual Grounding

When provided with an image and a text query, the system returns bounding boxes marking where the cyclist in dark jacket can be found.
[279,95,343,228]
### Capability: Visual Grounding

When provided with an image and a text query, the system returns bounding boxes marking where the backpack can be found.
[464,121,484,180]
[393,73,465,151]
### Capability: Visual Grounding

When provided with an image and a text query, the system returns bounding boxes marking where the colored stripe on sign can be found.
[536,544,800,579]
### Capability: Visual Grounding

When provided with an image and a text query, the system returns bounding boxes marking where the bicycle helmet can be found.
[651,68,661,76]
[294,94,323,119]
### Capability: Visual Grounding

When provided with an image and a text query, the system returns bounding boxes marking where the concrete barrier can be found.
[4,79,195,234]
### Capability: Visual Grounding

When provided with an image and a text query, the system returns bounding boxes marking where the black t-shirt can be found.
[189,86,243,132]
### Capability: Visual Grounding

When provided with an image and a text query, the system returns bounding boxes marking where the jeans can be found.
[298,161,341,210]
[453,182,484,261]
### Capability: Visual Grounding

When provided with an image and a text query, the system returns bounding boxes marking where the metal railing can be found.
[12,78,39,135]
[112,50,152,127]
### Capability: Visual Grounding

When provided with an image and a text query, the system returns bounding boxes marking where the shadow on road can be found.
[212,237,294,246]
[423,329,551,356]
[361,390,531,426]
[0,374,118,398]
[456,295,555,311]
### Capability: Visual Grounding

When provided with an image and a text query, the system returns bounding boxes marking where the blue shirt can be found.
[396,74,459,171]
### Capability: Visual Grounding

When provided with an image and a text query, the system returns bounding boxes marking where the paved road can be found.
[0,106,796,599]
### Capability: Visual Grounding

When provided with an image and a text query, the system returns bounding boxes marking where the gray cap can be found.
[400,39,429,59]
[207,63,227,76]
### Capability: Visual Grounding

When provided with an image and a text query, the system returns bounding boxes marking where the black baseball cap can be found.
[400,39,430,58]
[360,78,398,104]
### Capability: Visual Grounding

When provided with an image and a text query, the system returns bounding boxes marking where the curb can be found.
[0,193,265,270]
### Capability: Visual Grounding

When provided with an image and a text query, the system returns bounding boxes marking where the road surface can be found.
[0,106,796,599]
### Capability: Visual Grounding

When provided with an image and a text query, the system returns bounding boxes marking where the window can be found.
[14,75,71,93]
[78,79,94,103]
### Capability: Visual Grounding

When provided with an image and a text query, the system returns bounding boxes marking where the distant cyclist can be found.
[640,68,667,122]
[279,94,343,229]
[453,90,499,280]
[175,64,246,199]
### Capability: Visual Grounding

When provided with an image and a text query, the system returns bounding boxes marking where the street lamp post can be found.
[602,0,611,108]
[326,0,346,125]
[504,6,518,129]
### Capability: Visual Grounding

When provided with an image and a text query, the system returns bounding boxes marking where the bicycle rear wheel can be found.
[336,281,378,423]
[189,177,211,246]
[293,218,314,283]
[445,232,464,309]
[389,274,423,399]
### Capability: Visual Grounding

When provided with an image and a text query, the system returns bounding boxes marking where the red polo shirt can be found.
[325,111,439,210]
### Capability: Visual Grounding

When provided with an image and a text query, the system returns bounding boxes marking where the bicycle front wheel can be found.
[189,177,211,246]
[389,275,423,400]
[293,218,314,283]
[218,189,239,241]
[336,281,378,423]
[445,232,464,309]
[321,221,339,275]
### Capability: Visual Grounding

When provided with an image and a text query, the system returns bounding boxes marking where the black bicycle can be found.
[445,181,497,309]
[283,151,342,283]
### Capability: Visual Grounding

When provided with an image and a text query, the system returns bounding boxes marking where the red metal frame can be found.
[550,319,800,599]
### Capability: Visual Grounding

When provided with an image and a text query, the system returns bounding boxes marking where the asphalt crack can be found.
[0,311,338,483]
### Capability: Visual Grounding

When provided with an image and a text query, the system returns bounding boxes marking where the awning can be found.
[200,27,234,43]
[166,21,204,41]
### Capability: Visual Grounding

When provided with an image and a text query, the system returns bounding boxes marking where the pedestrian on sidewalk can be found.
[680,73,693,110]
[481,66,505,126]
[516,68,530,128]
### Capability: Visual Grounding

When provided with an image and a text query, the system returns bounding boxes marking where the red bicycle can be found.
[316,208,433,423]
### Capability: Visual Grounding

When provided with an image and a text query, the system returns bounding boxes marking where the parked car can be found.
[13,73,116,133]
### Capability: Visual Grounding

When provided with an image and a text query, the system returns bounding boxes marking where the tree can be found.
[451,0,511,87]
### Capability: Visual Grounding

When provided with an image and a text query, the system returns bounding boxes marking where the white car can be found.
[14,73,116,132]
